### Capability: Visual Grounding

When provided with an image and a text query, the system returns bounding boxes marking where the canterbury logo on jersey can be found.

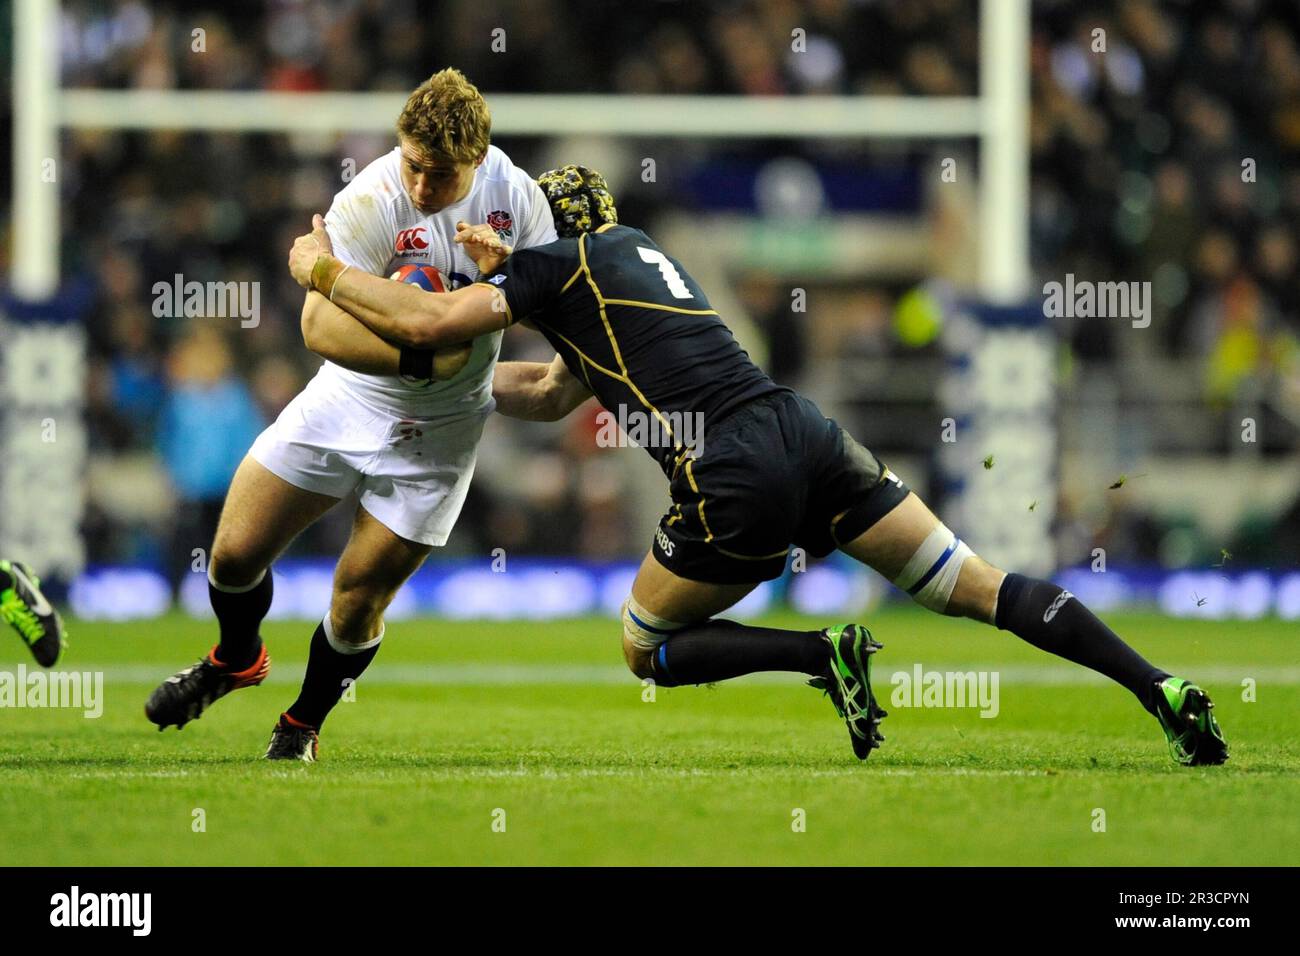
[1043,590,1074,623]
[394,228,428,253]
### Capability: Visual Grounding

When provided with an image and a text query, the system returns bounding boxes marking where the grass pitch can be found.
[0,607,1296,866]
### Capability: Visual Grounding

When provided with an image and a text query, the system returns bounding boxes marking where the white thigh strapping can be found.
[892,524,972,612]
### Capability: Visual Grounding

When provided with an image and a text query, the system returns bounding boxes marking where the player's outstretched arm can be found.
[288,214,506,351]
[493,354,593,422]
[300,290,471,379]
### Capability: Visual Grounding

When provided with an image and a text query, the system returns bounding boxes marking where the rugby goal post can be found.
[8,0,1040,579]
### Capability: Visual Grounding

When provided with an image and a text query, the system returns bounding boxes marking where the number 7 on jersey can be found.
[638,246,694,300]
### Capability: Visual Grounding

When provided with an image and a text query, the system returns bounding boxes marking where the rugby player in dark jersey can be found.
[287,166,1228,766]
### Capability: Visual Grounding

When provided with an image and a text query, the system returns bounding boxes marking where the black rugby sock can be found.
[286,619,382,730]
[650,620,829,687]
[209,570,273,671]
[995,573,1169,713]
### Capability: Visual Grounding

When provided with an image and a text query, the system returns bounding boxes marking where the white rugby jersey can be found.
[317,144,557,415]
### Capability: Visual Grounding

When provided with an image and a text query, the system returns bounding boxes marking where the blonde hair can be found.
[396,68,491,164]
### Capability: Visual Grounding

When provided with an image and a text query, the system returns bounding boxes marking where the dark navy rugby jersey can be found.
[479,224,785,474]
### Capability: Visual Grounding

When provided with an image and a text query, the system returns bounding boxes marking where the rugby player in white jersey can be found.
[144,68,556,760]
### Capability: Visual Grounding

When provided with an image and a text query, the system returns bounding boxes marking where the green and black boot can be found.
[808,623,886,760]
[1153,677,1228,766]
[0,559,66,667]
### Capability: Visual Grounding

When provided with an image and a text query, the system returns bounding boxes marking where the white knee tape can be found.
[622,597,685,651]
[893,524,972,613]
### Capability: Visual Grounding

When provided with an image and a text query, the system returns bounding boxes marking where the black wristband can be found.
[399,347,435,385]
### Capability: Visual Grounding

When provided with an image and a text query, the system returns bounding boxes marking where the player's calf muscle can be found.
[327,559,408,642]
[947,556,1003,623]
[328,511,430,643]
[328,580,395,643]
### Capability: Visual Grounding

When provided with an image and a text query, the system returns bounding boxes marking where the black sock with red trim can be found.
[209,571,272,671]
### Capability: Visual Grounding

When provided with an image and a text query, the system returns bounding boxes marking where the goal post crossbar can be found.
[59,90,987,138]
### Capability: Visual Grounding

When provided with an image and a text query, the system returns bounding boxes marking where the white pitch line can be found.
[36,663,1300,687]
[45,766,1170,782]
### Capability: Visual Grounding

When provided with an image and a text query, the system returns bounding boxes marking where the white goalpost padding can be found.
[979,0,1032,304]
[12,0,62,300]
[11,0,1029,302]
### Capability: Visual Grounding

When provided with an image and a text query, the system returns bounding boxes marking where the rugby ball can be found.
[390,264,448,292]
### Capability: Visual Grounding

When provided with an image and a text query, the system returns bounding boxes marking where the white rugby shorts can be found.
[249,371,492,546]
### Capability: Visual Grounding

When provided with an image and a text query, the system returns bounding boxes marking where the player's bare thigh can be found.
[624,550,759,673]
[838,491,1004,623]
[329,504,432,645]
[209,456,341,587]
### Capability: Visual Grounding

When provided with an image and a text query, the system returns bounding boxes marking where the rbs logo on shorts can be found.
[655,527,675,557]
